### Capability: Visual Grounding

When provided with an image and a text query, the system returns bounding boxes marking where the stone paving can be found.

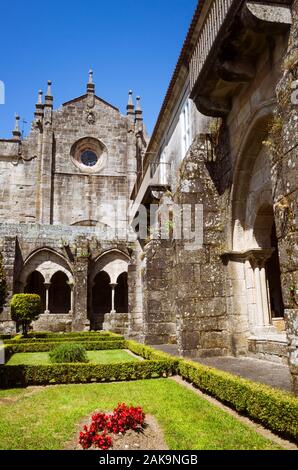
[151,344,292,393]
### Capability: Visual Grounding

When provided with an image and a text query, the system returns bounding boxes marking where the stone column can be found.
[1,237,17,333]
[285,309,298,395]
[67,282,74,314]
[249,252,273,330]
[110,283,117,314]
[72,255,90,332]
[127,246,145,342]
[44,283,51,314]
[253,263,264,328]
[259,263,271,326]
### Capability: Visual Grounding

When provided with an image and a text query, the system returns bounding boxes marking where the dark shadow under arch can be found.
[92,271,111,315]
[254,205,284,318]
[24,271,46,312]
[115,272,128,313]
[49,271,71,314]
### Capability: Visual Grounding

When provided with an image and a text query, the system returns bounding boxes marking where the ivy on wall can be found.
[0,252,7,313]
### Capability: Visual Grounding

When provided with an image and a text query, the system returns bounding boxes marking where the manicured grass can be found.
[6,352,50,365]
[87,350,139,363]
[6,350,139,365]
[0,379,282,450]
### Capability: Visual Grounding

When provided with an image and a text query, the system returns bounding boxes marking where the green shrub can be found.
[4,335,123,345]
[125,340,179,366]
[26,331,122,339]
[49,343,89,364]
[179,360,298,442]
[0,360,175,387]
[10,294,41,337]
[0,334,13,340]
[7,340,125,353]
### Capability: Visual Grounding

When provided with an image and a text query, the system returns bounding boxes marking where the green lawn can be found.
[0,379,282,450]
[6,350,139,365]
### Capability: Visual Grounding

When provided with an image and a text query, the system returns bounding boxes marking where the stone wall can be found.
[0,224,138,334]
[0,80,143,337]
[273,0,298,393]
[142,240,176,345]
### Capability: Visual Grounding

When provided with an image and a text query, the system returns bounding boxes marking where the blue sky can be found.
[0,0,197,138]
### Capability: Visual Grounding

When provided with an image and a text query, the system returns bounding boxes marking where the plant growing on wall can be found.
[10,294,41,337]
[0,252,7,313]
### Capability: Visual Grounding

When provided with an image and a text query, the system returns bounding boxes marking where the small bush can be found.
[10,294,41,337]
[49,343,89,363]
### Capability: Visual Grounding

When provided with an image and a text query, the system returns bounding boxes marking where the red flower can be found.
[78,403,145,450]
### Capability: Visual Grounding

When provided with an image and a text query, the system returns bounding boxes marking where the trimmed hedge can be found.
[125,340,179,364]
[4,336,123,345]
[26,331,122,339]
[0,360,175,387]
[5,340,125,353]
[179,360,298,442]
[1,337,297,442]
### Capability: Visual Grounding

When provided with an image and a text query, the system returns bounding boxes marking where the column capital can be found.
[248,248,275,269]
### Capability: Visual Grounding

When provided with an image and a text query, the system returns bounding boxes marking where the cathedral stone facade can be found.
[1,0,298,394]
[0,73,146,337]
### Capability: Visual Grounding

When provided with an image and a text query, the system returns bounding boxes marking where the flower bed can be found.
[79,403,145,450]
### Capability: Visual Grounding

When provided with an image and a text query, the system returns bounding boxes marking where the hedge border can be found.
[178,360,298,442]
[4,336,123,345]
[4,340,125,354]
[1,338,297,442]
[0,360,176,387]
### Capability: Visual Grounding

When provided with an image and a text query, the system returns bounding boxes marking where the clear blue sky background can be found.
[0,0,197,138]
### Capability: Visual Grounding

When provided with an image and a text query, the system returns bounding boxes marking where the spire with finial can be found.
[126,90,135,119]
[135,96,143,123]
[12,114,21,140]
[45,80,53,108]
[34,90,44,120]
[87,69,95,94]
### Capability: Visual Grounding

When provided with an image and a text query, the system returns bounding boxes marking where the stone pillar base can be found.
[285,309,298,396]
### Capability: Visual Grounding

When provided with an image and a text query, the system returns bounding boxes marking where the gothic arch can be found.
[20,248,74,286]
[231,102,275,251]
[91,250,130,284]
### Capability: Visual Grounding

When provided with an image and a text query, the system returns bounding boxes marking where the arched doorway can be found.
[91,271,111,329]
[266,222,284,319]
[253,205,284,323]
[115,272,128,313]
[89,250,130,331]
[49,271,71,314]
[24,271,46,311]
